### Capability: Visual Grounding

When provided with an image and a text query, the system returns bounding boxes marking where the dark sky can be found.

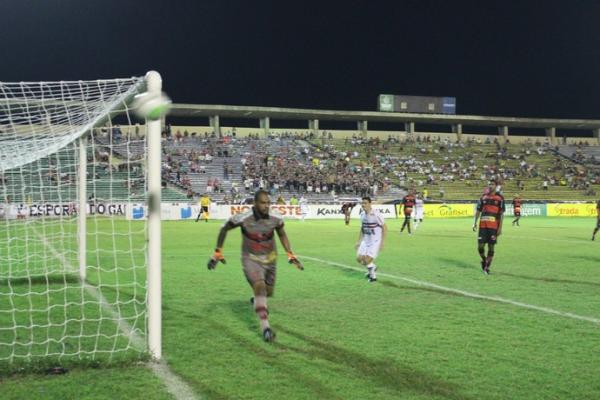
[1,1,599,119]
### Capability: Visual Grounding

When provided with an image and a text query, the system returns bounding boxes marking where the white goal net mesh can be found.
[0,77,151,370]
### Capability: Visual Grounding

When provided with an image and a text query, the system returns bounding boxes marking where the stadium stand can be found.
[4,129,599,205]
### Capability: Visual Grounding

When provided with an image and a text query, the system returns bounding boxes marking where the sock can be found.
[254,295,270,331]
[367,262,377,279]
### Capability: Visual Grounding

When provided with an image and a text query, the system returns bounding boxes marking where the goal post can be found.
[146,71,162,360]
[0,71,164,371]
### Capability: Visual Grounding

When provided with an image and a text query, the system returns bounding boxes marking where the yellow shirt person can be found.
[196,194,211,222]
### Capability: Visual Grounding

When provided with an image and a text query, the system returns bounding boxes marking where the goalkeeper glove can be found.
[207,248,226,270]
[287,251,304,270]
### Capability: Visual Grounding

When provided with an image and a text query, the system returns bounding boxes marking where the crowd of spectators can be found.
[96,123,600,201]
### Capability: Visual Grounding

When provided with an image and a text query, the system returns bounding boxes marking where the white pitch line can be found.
[33,227,200,400]
[300,255,600,325]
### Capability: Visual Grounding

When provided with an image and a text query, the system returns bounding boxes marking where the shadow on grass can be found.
[219,301,472,399]
[377,279,467,298]
[495,271,600,288]
[0,274,80,287]
[438,256,600,288]
[569,254,600,263]
[162,302,345,399]
[275,326,474,400]
[437,257,475,270]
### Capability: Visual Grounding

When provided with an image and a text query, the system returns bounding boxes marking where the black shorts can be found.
[478,228,498,245]
[201,206,209,213]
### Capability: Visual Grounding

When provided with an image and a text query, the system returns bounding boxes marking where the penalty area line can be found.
[300,255,600,326]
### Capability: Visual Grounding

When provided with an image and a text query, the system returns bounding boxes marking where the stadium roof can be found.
[170,104,600,130]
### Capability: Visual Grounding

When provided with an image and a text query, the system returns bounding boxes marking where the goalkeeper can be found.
[207,189,303,342]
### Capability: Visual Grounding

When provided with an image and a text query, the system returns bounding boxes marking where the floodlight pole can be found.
[146,71,162,360]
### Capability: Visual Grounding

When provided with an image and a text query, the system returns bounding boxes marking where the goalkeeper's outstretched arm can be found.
[276,225,303,270]
[215,221,236,249]
[207,221,236,270]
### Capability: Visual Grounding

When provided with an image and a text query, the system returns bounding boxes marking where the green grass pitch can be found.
[1,216,600,400]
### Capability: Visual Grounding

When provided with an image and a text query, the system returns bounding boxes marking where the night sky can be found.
[1,1,599,119]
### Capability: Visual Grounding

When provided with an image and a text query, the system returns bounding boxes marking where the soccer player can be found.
[472,182,505,275]
[592,199,600,240]
[341,201,357,225]
[195,193,211,222]
[356,197,387,282]
[511,194,522,226]
[207,190,303,342]
[412,193,424,231]
[299,195,309,222]
[399,190,416,234]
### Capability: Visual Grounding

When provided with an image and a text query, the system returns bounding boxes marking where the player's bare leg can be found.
[252,280,275,342]
[592,223,599,241]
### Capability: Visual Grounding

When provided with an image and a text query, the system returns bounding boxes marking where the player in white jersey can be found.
[299,196,309,222]
[355,197,387,282]
[412,194,424,231]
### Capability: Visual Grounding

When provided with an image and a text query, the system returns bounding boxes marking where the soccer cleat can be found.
[368,277,377,283]
[593,235,596,241]
[262,328,276,342]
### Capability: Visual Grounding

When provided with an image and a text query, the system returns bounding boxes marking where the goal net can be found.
[0,74,162,371]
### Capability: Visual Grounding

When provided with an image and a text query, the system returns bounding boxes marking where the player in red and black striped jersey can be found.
[400,191,416,235]
[592,200,600,241]
[473,182,505,274]
[511,195,522,226]
[341,202,357,226]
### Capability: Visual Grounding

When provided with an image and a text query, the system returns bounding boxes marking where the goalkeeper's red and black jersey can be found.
[477,193,505,230]
[402,195,416,216]
[227,207,283,257]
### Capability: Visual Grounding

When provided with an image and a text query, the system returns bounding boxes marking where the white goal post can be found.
[0,71,163,370]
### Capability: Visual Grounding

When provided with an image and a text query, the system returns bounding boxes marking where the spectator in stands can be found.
[112,125,122,144]
[223,162,229,180]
